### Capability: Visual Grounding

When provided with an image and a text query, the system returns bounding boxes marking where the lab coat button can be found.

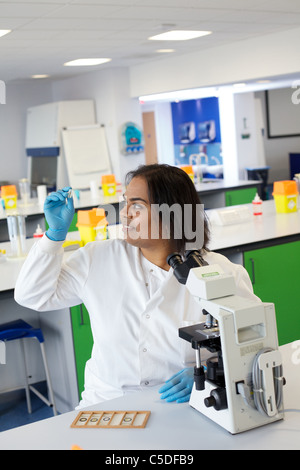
[144,381,149,386]
[146,314,150,319]
[143,348,147,352]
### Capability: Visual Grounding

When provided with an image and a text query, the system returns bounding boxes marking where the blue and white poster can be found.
[121,122,144,155]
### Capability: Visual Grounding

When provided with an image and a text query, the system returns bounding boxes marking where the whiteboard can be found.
[266,88,300,138]
[61,125,112,189]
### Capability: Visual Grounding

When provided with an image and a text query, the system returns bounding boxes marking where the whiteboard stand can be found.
[61,124,112,190]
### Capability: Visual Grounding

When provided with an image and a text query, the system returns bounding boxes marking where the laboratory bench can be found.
[0,191,122,242]
[0,341,298,450]
[207,199,300,254]
[0,239,79,414]
[206,200,300,345]
[0,178,261,241]
[196,177,262,209]
[1,198,299,416]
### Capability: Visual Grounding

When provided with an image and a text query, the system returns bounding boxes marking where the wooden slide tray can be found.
[71,410,151,429]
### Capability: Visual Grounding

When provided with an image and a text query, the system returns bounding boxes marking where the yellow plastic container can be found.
[76,208,108,244]
[180,165,194,182]
[1,185,17,209]
[273,180,298,213]
[101,174,116,196]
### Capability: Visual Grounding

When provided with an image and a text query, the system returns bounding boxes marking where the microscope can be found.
[168,250,284,434]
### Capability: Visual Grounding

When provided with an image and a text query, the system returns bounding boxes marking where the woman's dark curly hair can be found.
[125,163,210,254]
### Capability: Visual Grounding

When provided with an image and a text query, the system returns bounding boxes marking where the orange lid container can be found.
[1,185,17,197]
[180,165,194,175]
[101,174,116,185]
[273,180,298,195]
[76,208,108,227]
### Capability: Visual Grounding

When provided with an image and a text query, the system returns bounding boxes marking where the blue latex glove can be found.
[44,187,74,241]
[159,367,194,403]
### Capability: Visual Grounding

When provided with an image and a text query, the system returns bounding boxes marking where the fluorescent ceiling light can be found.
[140,78,299,104]
[149,30,211,41]
[64,58,111,66]
[31,74,49,79]
[156,49,175,53]
[233,82,246,88]
[0,30,11,38]
[256,79,272,84]
[140,86,219,103]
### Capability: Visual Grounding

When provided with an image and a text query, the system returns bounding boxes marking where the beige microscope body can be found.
[169,251,284,434]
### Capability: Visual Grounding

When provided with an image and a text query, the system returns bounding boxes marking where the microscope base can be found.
[189,381,283,434]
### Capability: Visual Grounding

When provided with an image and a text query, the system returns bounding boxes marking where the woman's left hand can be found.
[158,367,194,403]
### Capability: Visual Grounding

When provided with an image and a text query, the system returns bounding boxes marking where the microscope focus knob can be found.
[204,396,216,408]
[204,387,227,411]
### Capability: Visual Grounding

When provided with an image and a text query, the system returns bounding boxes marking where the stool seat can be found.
[0,319,57,416]
[0,319,44,343]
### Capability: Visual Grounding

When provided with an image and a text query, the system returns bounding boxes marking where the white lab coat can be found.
[15,236,260,408]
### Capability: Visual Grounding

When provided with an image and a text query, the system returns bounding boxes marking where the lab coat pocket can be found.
[179,320,198,366]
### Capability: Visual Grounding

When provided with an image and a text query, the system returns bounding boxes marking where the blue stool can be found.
[0,319,57,416]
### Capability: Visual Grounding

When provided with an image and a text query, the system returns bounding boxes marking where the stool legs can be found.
[39,342,57,416]
[19,339,57,416]
[20,339,32,414]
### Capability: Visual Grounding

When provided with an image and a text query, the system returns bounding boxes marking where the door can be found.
[142,111,158,165]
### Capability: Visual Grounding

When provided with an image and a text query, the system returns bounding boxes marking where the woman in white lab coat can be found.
[15,164,259,408]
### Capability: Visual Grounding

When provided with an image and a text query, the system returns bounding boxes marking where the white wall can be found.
[218,89,239,183]
[52,67,145,184]
[256,90,300,183]
[0,80,53,185]
[0,67,145,187]
[234,92,266,179]
[130,27,300,97]
[2,59,299,192]
[0,67,146,191]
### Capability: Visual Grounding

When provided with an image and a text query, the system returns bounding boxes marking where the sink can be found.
[201,179,222,183]
[195,179,223,190]
[206,164,223,177]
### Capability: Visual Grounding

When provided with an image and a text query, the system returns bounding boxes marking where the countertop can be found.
[195,177,261,194]
[0,342,298,450]
[1,199,300,291]
[0,179,261,220]
[206,200,300,251]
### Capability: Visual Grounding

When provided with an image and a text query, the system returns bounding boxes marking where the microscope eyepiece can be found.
[185,249,201,259]
[167,253,189,284]
[167,250,207,284]
[167,253,183,269]
[185,249,208,267]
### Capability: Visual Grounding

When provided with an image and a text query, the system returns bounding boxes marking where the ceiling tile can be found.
[0,0,299,82]
[0,2,64,17]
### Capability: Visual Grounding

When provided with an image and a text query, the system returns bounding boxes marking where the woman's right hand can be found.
[44,187,74,241]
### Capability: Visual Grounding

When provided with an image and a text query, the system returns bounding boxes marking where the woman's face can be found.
[120,176,161,248]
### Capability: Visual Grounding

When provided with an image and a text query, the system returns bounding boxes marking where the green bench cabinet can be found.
[225,187,257,206]
[70,303,93,399]
[244,240,300,345]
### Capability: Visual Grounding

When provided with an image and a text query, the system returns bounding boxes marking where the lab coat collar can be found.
[134,247,174,304]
